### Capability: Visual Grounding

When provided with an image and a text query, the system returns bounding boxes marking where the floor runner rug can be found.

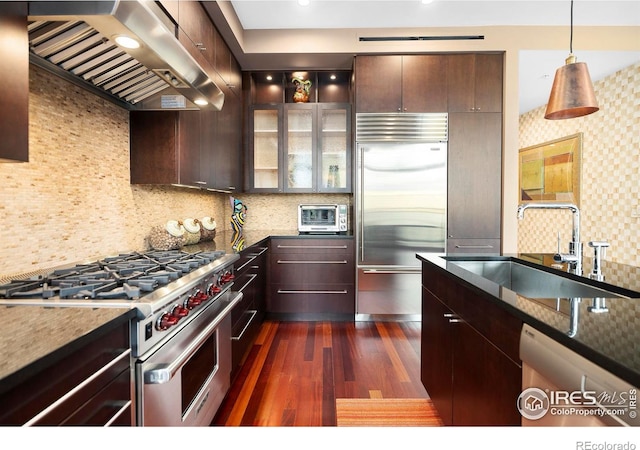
[335,398,444,427]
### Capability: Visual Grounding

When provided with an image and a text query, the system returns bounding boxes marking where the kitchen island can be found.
[417,254,640,408]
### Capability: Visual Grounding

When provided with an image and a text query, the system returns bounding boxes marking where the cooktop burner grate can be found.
[0,250,228,301]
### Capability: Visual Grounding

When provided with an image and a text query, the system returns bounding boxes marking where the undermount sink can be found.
[445,257,629,299]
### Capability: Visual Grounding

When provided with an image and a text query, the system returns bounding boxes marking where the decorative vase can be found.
[292,76,311,103]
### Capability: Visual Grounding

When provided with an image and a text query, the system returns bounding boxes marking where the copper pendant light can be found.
[544,0,599,120]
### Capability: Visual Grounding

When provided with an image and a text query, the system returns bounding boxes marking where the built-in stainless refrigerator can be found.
[355,113,448,320]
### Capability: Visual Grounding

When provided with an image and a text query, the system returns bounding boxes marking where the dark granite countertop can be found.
[416,252,640,387]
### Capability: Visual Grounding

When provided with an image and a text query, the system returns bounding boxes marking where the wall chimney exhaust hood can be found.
[28,1,224,111]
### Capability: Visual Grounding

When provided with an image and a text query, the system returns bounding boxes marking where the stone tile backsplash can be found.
[518,62,640,267]
[0,66,227,278]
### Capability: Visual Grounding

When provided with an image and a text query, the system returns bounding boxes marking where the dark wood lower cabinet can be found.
[421,263,522,426]
[452,320,522,425]
[231,243,268,380]
[0,318,132,426]
[267,237,355,320]
[421,287,454,425]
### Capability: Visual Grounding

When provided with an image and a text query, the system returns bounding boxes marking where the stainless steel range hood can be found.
[28,1,224,111]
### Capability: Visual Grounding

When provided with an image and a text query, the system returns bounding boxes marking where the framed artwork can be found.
[518,133,582,206]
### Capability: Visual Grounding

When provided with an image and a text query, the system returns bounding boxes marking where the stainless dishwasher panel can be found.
[519,324,638,426]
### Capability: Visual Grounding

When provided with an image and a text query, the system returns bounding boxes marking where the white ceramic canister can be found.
[182,218,201,245]
[200,216,217,241]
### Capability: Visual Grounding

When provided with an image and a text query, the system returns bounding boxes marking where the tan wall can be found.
[518,62,640,267]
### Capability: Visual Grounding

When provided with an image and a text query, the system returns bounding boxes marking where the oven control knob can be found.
[195,291,209,302]
[220,271,234,283]
[157,313,179,331]
[184,295,203,310]
[208,283,222,295]
[172,305,189,318]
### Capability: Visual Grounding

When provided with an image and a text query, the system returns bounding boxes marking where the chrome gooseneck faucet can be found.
[517,202,582,275]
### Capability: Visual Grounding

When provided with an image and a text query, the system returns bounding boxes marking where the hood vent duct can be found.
[28,1,224,111]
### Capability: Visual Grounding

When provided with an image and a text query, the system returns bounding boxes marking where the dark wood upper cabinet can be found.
[447,112,502,244]
[447,53,503,113]
[355,55,402,112]
[0,2,29,163]
[130,91,240,192]
[400,55,448,112]
[177,0,216,71]
[129,4,242,192]
[355,55,447,113]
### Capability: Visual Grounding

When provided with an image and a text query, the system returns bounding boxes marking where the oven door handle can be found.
[143,292,242,385]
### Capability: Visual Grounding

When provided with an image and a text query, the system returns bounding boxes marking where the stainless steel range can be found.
[0,249,242,426]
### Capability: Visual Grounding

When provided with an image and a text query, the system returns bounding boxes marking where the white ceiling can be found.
[227,0,640,114]
[230,1,640,30]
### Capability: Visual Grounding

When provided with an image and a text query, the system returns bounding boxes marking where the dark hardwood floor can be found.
[213,320,431,426]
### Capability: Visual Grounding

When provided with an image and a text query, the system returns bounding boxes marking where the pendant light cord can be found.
[570,0,574,54]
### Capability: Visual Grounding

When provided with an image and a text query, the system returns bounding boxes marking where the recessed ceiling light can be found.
[194,98,209,106]
[114,35,140,49]
[266,75,273,81]
[330,74,337,80]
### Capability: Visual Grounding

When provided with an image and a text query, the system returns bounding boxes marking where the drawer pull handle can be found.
[277,289,348,295]
[276,245,348,249]
[104,400,132,427]
[454,245,494,249]
[362,269,420,274]
[231,310,258,341]
[237,256,257,272]
[277,260,348,264]
[236,274,258,292]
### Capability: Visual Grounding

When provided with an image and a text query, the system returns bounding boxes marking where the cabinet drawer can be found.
[268,284,355,314]
[270,255,354,284]
[447,239,500,254]
[61,368,132,426]
[270,238,353,255]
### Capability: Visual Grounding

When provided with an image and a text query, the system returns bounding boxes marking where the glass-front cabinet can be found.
[249,103,351,193]
[251,105,281,190]
[318,105,350,191]
[285,104,314,190]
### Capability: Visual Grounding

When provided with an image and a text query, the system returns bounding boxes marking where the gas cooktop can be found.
[0,250,238,317]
